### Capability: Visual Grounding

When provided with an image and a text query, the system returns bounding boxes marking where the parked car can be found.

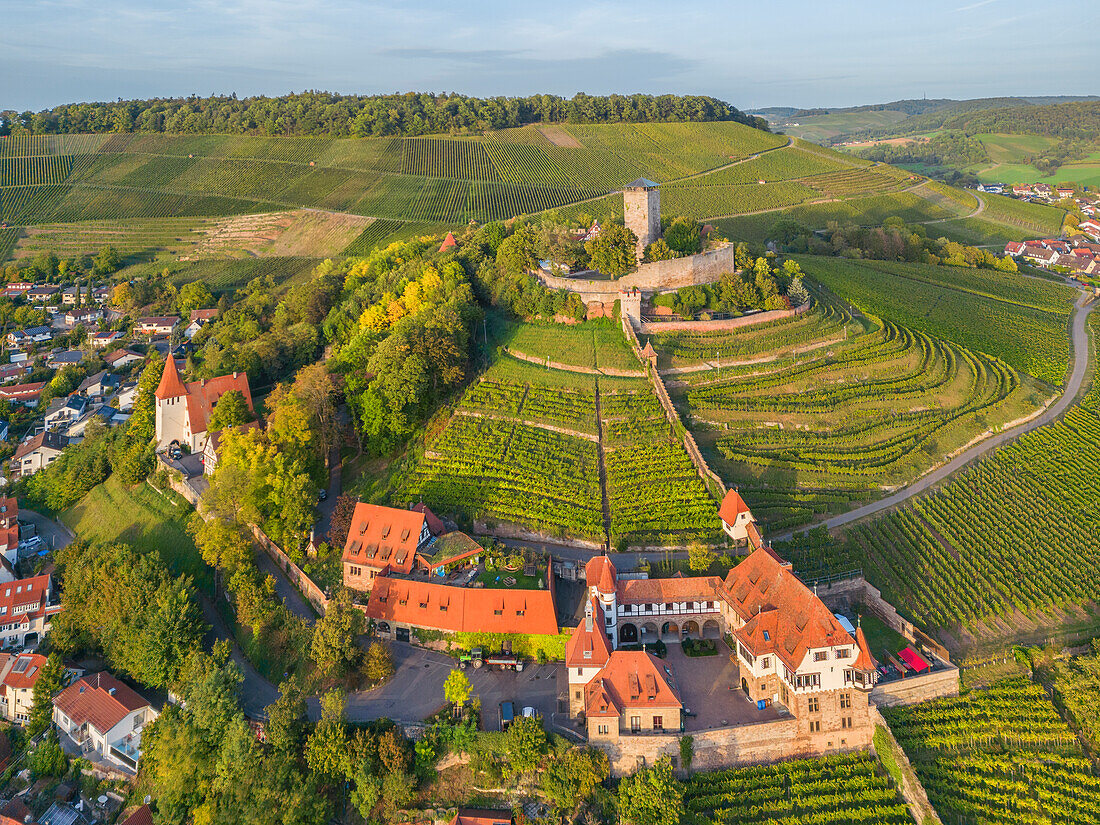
[499,701,515,731]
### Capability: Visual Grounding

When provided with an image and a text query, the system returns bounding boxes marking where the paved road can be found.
[776,288,1095,540]
[20,508,75,551]
[198,590,281,717]
[253,544,317,622]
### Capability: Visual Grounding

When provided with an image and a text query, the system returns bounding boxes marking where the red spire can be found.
[853,625,877,672]
[439,232,457,252]
[155,356,186,400]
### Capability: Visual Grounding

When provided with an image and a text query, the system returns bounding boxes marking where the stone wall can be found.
[251,525,331,615]
[638,302,809,334]
[871,668,959,708]
[598,716,880,776]
[537,243,739,302]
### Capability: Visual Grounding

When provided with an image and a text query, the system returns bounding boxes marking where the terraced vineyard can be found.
[683,751,913,825]
[802,257,1075,385]
[664,288,1047,531]
[883,679,1100,825]
[979,191,1069,236]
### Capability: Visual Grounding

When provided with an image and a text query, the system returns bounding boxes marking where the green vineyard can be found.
[683,751,913,825]
[883,679,1100,825]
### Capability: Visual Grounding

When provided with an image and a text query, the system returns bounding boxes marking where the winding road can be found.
[775,286,1095,540]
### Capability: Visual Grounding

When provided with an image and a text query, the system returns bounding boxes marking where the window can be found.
[630,716,641,733]
[598,724,609,734]
[839,693,851,709]
[575,690,581,700]
[841,716,853,729]
[665,603,674,611]
[813,651,828,662]
[809,720,820,733]
[760,656,770,670]
[516,609,525,616]
[808,697,819,713]
[653,716,663,731]
[349,566,361,577]
[577,668,583,676]
[835,648,850,659]
[493,609,503,615]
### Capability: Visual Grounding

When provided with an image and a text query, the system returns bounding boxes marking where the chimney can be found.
[585,601,593,632]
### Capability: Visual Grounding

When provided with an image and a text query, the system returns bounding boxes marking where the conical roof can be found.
[852,625,877,672]
[439,232,457,252]
[155,356,186,400]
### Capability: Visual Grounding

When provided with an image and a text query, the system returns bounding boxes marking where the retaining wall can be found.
[251,524,331,615]
[538,243,739,301]
[871,668,959,708]
[638,302,809,334]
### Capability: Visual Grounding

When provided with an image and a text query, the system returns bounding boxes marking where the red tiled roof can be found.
[565,598,612,668]
[0,798,35,825]
[181,373,254,435]
[439,232,458,252]
[410,502,445,536]
[154,357,186,400]
[618,575,721,604]
[449,809,511,825]
[13,430,67,463]
[52,672,150,735]
[105,349,142,365]
[343,503,426,575]
[853,626,877,672]
[119,805,154,825]
[1,653,46,690]
[585,556,617,595]
[718,489,753,527]
[189,308,219,321]
[0,382,45,401]
[721,547,854,672]
[584,651,681,718]
[364,566,559,636]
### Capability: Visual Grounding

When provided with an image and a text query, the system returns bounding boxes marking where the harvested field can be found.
[189,209,372,258]
[537,126,582,148]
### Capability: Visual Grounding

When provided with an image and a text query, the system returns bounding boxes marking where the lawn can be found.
[60,474,212,592]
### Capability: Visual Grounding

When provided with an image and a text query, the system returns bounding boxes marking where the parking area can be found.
[662,643,784,730]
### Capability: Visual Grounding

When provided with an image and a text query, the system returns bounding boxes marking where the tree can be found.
[663,217,701,255]
[617,757,684,825]
[496,225,541,273]
[207,389,252,432]
[30,730,68,778]
[178,281,215,316]
[305,689,350,781]
[586,224,637,278]
[365,641,395,685]
[687,543,715,573]
[310,588,365,677]
[503,715,547,775]
[265,677,307,753]
[644,239,676,262]
[679,735,694,773]
[540,747,610,813]
[29,653,64,736]
[92,244,122,276]
[787,275,810,306]
[378,727,413,775]
[444,668,472,714]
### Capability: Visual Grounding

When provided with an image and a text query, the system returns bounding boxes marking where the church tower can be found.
[623,178,660,259]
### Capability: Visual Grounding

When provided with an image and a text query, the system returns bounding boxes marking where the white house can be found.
[52,672,157,773]
[12,431,68,477]
[105,350,144,370]
[154,357,253,452]
[0,652,82,725]
[719,489,758,543]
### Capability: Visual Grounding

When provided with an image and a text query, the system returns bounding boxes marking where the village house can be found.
[1,283,33,298]
[1079,221,1100,242]
[153,356,254,452]
[76,370,118,399]
[448,810,512,825]
[1004,241,1026,257]
[202,420,260,476]
[7,326,54,349]
[0,382,46,408]
[0,364,32,385]
[90,330,124,349]
[184,308,219,339]
[52,672,158,772]
[44,395,88,431]
[0,498,19,582]
[47,350,86,369]
[12,431,68,476]
[0,653,82,725]
[26,286,59,305]
[105,349,144,369]
[0,573,62,650]
[341,503,433,592]
[60,285,85,307]
[1056,186,1075,200]
[63,307,102,328]
[91,286,111,305]
[135,316,180,337]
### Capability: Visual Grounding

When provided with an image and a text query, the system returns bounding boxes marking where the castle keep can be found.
[623,178,660,258]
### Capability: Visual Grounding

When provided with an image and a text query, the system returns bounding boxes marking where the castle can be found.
[623,178,660,258]
[154,356,254,452]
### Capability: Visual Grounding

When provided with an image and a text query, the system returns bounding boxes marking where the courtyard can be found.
[661,642,785,731]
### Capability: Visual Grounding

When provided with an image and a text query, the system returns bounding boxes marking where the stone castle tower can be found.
[623,178,660,259]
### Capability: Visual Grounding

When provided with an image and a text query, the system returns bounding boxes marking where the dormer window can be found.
[813,651,828,662]
[835,648,850,659]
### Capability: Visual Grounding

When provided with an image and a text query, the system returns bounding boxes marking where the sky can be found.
[1,0,1096,112]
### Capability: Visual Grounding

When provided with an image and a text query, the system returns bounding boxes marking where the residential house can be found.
[1012,184,1033,196]
[44,395,87,430]
[1079,221,1100,242]
[135,316,179,336]
[0,653,81,725]
[12,431,67,476]
[584,650,683,741]
[719,489,759,544]
[0,573,62,649]
[7,326,54,349]
[89,331,124,349]
[202,420,260,476]
[1023,247,1058,266]
[77,371,118,399]
[114,382,138,412]
[91,286,111,306]
[60,285,84,306]
[1034,183,1054,198]
[1004,241,1026,256]
[153,357,253,452]
[0,798,37,825]
[47,350,85,369]
[0,382,46,407]
[341,503,432,592]
[118,806,153,825]
[1056,186,1075,200]
[26,286,59,305]
[0,497,19,572]
[0,363,32,384]
[1,282,33,298]
[184,308,219,339]
[448,810,512,825]
[52,672,158,772]
[104,349,143,370]
[63,307,102,329]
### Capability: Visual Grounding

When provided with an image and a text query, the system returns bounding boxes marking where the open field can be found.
[60,474,211,591]
[800,257,1075,385]
[111,255,322,295]
[189,209,371,257]
[883,679,1100,825]
[770,109,912,142]
[683,751,913,825]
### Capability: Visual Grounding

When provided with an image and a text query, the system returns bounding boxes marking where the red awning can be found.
[898,646,930,673]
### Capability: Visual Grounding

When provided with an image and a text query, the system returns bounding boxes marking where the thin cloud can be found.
[955,0,999,11]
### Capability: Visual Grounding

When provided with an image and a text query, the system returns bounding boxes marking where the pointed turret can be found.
[438,232,457,252]
[851,621,879,689]
[155,356,186,401]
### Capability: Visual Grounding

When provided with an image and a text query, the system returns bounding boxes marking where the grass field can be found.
[770,109,911,142]
[60,474,212,592]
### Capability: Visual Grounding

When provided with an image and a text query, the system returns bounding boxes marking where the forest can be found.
[0,91,767,138]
